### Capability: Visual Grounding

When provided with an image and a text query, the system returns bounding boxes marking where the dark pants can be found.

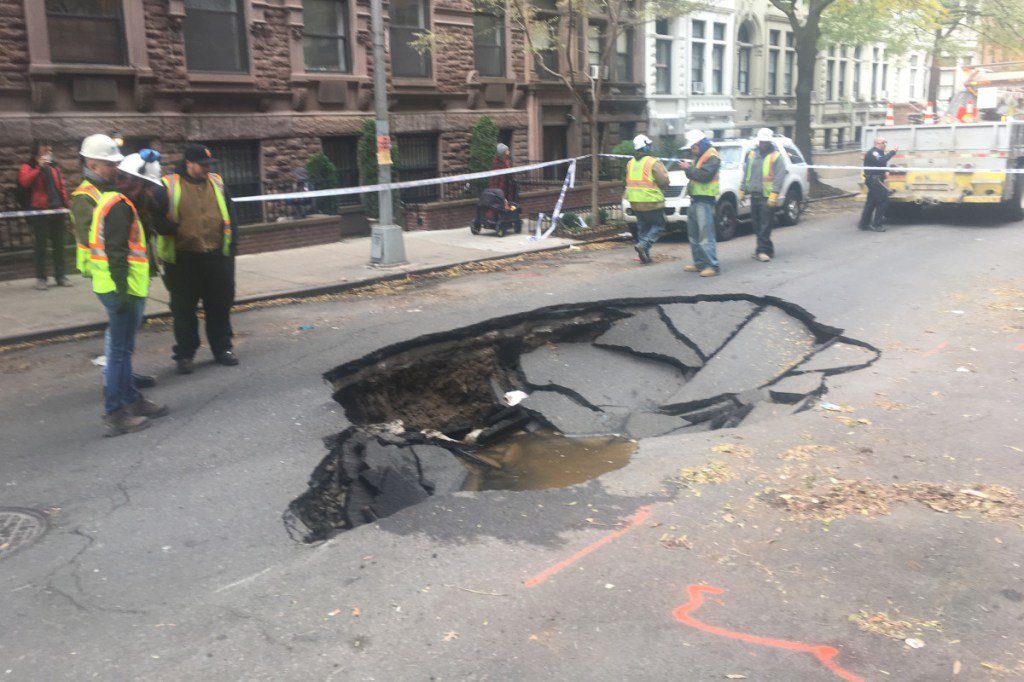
[750,195,775,256]
[165,252,235,361]
[634,208,666,250]
[859,177,890,229]
[30,214,66,281]
[97,292,145,415]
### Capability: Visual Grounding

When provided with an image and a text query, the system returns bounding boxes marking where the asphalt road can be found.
[2,203,1023,681]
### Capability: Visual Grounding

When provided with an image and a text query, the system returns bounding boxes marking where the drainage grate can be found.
[0,508,49,559]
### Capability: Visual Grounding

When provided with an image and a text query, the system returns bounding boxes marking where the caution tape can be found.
[0,208,70,219]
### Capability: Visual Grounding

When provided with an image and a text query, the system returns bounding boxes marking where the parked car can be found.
[621,135,811,241]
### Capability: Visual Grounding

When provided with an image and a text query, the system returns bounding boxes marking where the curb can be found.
[0,235,626,350]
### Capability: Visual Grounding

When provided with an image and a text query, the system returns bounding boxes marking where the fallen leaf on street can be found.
[351,607,361,617]
[443,631,459,642]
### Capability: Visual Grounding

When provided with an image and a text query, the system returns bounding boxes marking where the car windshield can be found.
[716,145,745,167]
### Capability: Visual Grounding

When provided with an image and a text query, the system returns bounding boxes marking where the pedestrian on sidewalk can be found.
[73,134,168,437]
[680,129,721,277]
[858,136,897,232]
[625,134,670,264]
[160,144,239,375]
[18,141,71,290]
[739,128,787,262]
[488,143,520,206]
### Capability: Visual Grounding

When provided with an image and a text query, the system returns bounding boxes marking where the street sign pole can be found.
[369,0,406,265]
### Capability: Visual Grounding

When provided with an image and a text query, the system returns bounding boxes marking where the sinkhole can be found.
[287,296,879,542]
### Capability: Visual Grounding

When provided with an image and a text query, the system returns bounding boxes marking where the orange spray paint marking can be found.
[524,506,651,588]
[1015,343,1024,352]
[673,584,864,682]
[922,341,948,356]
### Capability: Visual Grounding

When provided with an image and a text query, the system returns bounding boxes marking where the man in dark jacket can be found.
[160,144,240,374]
[859,136,898,232]
[681,129,722,276]
[18,141,71,290]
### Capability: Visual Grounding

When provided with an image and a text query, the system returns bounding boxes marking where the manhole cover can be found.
[0,508,49,559]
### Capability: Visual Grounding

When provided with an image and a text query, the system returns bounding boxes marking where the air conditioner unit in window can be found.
[691,82,705,95]
[588,64,609,80]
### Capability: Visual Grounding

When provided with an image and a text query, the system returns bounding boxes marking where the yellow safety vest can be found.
[743,151,781,198]
[688,148,720,197]
[88,192,149,298]
[71,180,103,277]
[624,156,665,204]
[159,172,232,264]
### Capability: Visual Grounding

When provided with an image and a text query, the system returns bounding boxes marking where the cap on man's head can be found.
[184,144,218,165]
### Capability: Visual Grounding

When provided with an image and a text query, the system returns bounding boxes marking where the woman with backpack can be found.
[18,141,71,290]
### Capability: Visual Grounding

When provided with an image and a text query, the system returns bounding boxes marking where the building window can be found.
[204,140,262,225]
[783,32,795,95]
[837,128,845,147]
[853,46,862,99]
[321,136,360,206]
[838,49,847,98]
[614,29,632,81]
[655,38,672,94]
[768,30,779,96]
[826,57,835,100]
[655,18,669,35]
[303,0,350,72]
[45,0,126,65]
[184,0,248,73]
[588,23,602,68]
[473,9,505,77]
[909,54,918,100]
[737,21,752,95]
[390,0,430,78]
[710,22,726,94]
[871,47,879,99]
[395,134,438,202]
[881,62,888,97]
[691,20,705,94]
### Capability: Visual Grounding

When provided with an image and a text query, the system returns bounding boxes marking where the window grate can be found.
[204,140,263,225]
[395,134,439,203]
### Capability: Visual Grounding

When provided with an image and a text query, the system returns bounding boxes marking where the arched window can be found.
[737,20,754,95]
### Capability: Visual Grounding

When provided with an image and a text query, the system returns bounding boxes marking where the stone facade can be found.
[0,0,29,90]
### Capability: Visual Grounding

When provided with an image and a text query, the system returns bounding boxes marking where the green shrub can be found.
[357,119,401,219]
[469,116,499,192]
[610,140,634,181]
[305,152,339,215]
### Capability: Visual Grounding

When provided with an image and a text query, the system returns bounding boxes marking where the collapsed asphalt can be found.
[1,208,1023,680]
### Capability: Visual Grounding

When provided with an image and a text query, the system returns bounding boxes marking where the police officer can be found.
[624,134,670,264]
[858,136,897,232]
[739,128,787,261]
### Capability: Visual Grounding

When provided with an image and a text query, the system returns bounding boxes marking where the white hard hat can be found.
[756,127,774,142]
[117,153,163,186]
[632,134,653,150]
[80,134,124,163]
[683,129,707,148]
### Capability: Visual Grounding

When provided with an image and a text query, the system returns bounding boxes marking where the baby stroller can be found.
[471,188,523,237]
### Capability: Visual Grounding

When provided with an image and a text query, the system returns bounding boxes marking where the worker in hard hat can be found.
[739,128,787,262]
[624,134,670,264]
[679,129,721,276]
[72,134,168,437]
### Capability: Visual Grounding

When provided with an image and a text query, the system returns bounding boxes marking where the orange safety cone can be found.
[884,102,895,126]
[924,101,935,125]
[963,100,976,123]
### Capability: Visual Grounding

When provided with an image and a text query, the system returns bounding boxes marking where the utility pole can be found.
[369,0,407,265]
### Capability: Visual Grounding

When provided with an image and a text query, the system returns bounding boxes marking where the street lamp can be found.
[369,0,407,266]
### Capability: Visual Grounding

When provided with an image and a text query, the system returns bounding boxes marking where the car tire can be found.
[714,200,738,242]
[777,187,802,226]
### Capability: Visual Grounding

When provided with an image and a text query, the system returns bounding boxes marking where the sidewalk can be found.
[0,227,575,345]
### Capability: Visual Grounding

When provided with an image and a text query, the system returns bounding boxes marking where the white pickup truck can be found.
[621,136,811,240]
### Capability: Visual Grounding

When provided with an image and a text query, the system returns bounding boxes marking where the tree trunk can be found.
[927,30,942,106]
[793,23,820,181]
[590,87,601,226]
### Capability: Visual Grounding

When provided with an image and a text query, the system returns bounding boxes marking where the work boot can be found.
[56,277,74,287]
[215,350,239,366]
[103,408,150,437]
[683,264,700,272]
[634,244,651,264]
[34,279,48,290]
[699,268,719,277]
[756,253,772,262]
[132,373,157,389]
[128,396,168,419]
[176,358,194,375]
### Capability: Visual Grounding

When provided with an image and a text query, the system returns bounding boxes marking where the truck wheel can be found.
[714,200,738,241]
[777,188,802,226]
[1000,176,1024,221]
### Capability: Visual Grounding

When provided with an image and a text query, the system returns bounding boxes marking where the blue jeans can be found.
[634,208,666,250]
[97,292,146,415]
[686,200,719,270]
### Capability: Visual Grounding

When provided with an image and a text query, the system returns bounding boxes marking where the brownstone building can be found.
[0,0,644,237]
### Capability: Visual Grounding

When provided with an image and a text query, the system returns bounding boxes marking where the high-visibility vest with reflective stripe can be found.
[88,192,149,298]
[159,172,232,264]
[624,156,664,204]
[71,180,103,277]
[743,150,781,198]
[688,148,720,197]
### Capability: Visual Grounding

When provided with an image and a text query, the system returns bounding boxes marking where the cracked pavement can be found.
[1,207,1024,680]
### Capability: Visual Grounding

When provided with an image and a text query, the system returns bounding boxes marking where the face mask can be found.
[41,153,53,164]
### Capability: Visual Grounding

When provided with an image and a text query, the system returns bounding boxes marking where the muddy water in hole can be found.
[462,428,637,491]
